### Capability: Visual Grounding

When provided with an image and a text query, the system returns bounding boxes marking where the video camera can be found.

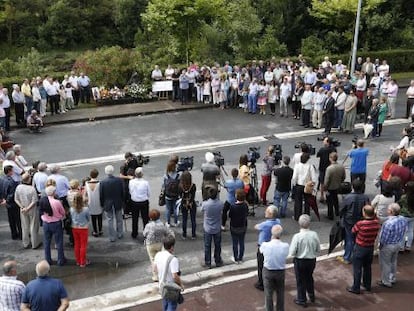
[351,135,359,148]
[317,136,341,148]
[177,156,194,172]
[213,151,225,167]
[247,146,261,165]
[271,144,283,164]
[294,142,316,155]
[136,153,150,167]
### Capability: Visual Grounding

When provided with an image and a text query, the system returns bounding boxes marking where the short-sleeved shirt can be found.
[0,275,25,311]
[257,219,281,245]
[224,178,244,205]
[348,148,369,174]
[154,250,179,287]
[260,239,289,270]
[22,277,68,311]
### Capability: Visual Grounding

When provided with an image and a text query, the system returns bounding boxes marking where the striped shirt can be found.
[380,216,408,245]
[352,218,380,247]
[0,275,26,311]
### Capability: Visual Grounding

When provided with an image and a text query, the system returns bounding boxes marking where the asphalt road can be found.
[0,92,411,300]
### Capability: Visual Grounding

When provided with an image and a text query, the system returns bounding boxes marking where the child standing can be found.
[377,96,388,137]
[58,85,67,113]
[257,80,268,115]
[203,75,211,104]
[268,80,279,116]
[70,192,90,267]
[65,83,75,110]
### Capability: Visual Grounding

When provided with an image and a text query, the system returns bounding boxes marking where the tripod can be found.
[248,164,259,216]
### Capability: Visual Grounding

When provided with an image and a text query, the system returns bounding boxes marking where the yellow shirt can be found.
[21,83,32,97]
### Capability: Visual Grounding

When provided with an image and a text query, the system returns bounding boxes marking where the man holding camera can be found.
[316,137,337,203]
[347,139,369,193]
[201,152,221,201]
[120,152,139,215]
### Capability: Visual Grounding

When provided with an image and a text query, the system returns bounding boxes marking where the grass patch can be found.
[392,72,414,82]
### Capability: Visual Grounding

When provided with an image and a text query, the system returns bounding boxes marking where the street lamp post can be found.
[350,0,362,76]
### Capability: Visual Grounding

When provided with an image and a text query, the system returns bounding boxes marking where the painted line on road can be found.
[51,118,407,169]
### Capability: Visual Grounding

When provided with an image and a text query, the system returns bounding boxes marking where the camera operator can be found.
[201,152,220,201]
[316,137,337,203]
[347,139,369,193]
[120,152,139,215]
[259,146,275,205]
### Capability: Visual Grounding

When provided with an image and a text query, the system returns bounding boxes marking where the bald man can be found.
[0,260,25,311]
[21,260,69,311]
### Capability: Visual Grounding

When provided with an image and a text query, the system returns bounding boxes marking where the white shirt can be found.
[292,162,317,186]
[32,87,41,102]
[313,92,326,112]
[406,86,414,98]
[69,75,79,89]
[151,69,163,80]
[301,90,314,110]
[378,64,389,78]
[264,71,274,84]
[33,171,48,195]
[335,92,347,110]
[128,178,150,202]
[356,78,367,91]
[260,239,289,270]
[165,68,174,80]
[154,250,179,287]
[0,93,10,109]
[2,160,23,182]
[280,83,291,98]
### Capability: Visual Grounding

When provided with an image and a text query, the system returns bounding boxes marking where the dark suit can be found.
[100,175,125,241]
[323,97,335,134]
[1,176,21,239]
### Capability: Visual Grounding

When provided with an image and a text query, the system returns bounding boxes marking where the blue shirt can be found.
[179,76,189,89]
[260,239,289,270]
[201,198,224,234]
[348,148,369,174]
[224,178,244,205]
[257,218,281,245]
[70,207,90,228]
[22,276,68,311]
[380,215,408,245]
[47,174,70,198]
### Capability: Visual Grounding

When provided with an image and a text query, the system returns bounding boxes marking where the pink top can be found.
[387,83,398,97]
[41,196,66,223]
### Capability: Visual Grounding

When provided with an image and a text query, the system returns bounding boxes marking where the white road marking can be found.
[50,118,407,169]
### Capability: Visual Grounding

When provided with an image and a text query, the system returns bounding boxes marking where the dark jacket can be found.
[1,175,18,208]
[99,175,125,212]
[229,201,248,233]
[340,192,370,226]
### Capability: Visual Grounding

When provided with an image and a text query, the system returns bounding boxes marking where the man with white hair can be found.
[26,110,43,133]
[378,203,408,288]
[201,152,220,201]
[3,151,24,182]
[21,260,69,311]
[100,165,125,242]
[289,214,321,306]
[0,87,11,131]
[260,224,289,311]
[13,144,28,168]
[12,85,26,125]
[32,162,48,197]
[0,260,25,311]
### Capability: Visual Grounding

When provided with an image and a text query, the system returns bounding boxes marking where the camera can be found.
[177,156,194,172]
[136,153,150,166]
[317,136,341,148]
[213,151,224,167]
[272,144,283,164]
[294,142,316,155]
[247,146,261,165]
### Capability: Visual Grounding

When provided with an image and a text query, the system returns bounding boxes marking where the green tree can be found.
[17,47,45,78]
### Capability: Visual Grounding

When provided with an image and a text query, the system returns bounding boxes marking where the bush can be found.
[0,59,19,77]
[17,48,46,78]
[301,35,328,60]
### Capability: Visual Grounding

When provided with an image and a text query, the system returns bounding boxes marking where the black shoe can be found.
[361,285,371,292]
[254,283,264,291]
[346,286,360,294]
[215,261,224,268]
[294,299,308,308]
[202,263,211,269]
[309,296,315,303]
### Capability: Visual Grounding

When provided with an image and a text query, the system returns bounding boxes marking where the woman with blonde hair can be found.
[70,192,90,267]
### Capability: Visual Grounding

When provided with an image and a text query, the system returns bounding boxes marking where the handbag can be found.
[338,181,352,195]
[304,165,314,194]
[160,255,183,303]
[158,190,166,206]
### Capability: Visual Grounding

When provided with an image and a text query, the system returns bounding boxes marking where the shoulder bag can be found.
[160,255,183,303]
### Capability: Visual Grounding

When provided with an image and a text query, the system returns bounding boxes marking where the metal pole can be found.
[350,0,362,76]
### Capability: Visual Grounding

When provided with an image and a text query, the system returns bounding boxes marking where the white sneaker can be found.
[165,223,170,228]
[231,257,238,264]
[175,221,180,226]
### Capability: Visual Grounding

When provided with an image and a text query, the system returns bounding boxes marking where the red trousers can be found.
[72,228,88,266]
[260,175,272,204]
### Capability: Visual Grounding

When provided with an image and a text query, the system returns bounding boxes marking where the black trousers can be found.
[4,107,11,131]
[263,267,285,311]
[80,86,91,104]
[91,214,103,234]
[257,247,265,287]
[294,185,310,221]
[72,89,80,106]
[48,95,59,114]
[352,244,374,291]
[324,115,334,134]
[302,109,311,126]
[293,258,316,303]
[351,173,366,194]
[222,201,231,226]
[14,103,25,125]
[7,205,22,239]
[131,200,149,238]
[326,189,339,219]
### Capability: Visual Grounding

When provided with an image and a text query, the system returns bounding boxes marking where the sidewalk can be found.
[10,100,213,129]
[132,251,414,311]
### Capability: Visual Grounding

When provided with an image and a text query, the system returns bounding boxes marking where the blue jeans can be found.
[105,207,123,242]
[165,198,178,225]
[248,94,257,113]
[352,244,374,291]
[335,109,344,128]
[274,190,289,217]
[401,216,414,250]
[43,221,64,265]
[182,207,196,237]
[231,231,246,261]
[204,232,222,265]
[344,223,355,262]
[162,298,178,311]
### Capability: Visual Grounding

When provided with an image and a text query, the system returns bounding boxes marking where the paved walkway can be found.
[131,251,414,311]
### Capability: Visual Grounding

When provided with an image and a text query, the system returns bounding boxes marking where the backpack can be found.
[165,174,180,199]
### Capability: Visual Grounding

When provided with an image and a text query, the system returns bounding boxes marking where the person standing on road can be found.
[273,156,293,218]
[406,80,414,120]
[14,173,40,249]
[201,152,220,201]
[347,139,369,193]
[154,236,184,311]
[0,260,26,311]
[83,168,103,237]
[260,146,275,205]
[129,167,150,239]
[162,161,180,227]
[254,205,281,291]
[229,189,248,264]
[0,87,11,131]
[2,165,22,240]
[179,171,197,240]
[260,224,289,311]
[70,193,90,267]
[201,187,224,268]
[316,137,337,203]
[346,205,380,294]
[338,180,370,264]
[322,90,336,134]
[289,214,320,307]
[100,165,125,242]
[21,260,70,311]
[78,72,91,104]
[222,168,244,230]
[324,152,346,220]
[179,69,189,105]
[378,203,408,288]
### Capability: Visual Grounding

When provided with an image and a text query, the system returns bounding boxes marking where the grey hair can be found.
[35,260,50,277]
[388,203,401,216]
[5,150,15,160]
[105,165,114,175]
[298,214,311,229]
[50,165,60,174]
[37,162,47,171]
[3,261,17,275]
[13,144,22,153]
[45,186,56,196]
[271,224,283,239]
[267,205,279,219]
